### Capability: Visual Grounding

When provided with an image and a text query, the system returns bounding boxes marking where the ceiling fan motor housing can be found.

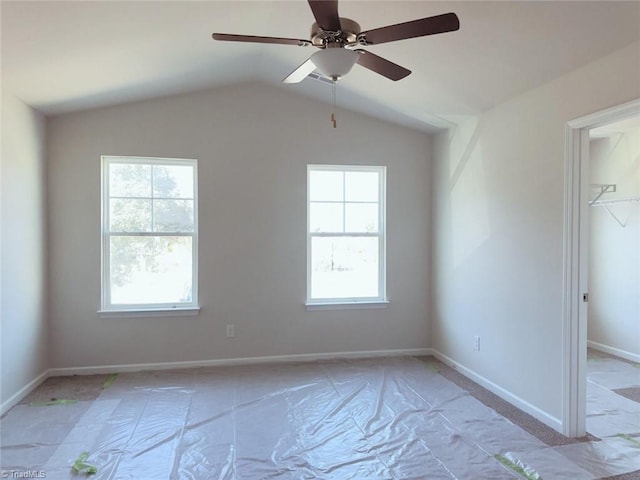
[311,18,361,47]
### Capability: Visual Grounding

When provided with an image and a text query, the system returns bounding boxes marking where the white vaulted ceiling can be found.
[2,1,639,131]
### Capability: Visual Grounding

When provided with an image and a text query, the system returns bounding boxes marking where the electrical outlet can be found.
[226,324,235,338]
[474,335,480,351]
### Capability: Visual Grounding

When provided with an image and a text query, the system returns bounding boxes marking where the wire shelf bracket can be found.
[589,183,640,227]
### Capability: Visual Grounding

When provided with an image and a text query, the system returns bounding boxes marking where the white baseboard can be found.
[4,347,564,438]
[3,349,432,412]
[431,350,563,433]
[1,370,49,416]
[587,340,640,363]
[48,348,434,377]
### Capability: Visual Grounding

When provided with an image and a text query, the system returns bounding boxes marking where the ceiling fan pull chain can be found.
[331,81,337,128]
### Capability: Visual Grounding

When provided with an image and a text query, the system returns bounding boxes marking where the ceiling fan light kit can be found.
[310,47,358,81]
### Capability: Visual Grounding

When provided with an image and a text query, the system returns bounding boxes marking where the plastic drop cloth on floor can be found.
[586,379,640,437]
[586,353,640,439]
[586,354,640,390]
[1,356,639,479]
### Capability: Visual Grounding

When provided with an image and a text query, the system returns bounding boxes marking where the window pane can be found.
[153,199,194,232]
[311,236,379,299]
[153,165,194,199]
[345,203,378,233]
[109,199,152,232]
[109,163,151,197]
[309,171,343,202]
[109,236,193,305]
[345,171,378,202]
[310,202,343,233]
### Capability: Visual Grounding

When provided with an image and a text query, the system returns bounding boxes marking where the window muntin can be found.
[307,165,386,304]
[101,156,198,311]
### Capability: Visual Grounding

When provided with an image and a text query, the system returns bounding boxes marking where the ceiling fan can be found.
[212,0,459,83]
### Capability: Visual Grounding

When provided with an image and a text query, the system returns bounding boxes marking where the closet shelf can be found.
[588,196,640,206]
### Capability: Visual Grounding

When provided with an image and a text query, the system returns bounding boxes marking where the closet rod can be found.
[588,196,640,206]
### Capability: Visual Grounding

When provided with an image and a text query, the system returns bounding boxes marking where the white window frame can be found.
[100,155,199,314]
[306,164,387,307]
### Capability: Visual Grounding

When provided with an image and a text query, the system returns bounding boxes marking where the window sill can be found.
[305,300,390,311]
[98,307,200,318]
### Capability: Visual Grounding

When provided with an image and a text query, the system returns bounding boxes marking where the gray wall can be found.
[47,82,432,369]
[11,38,638,430]
[431,41,640,427]
[1,92,48,410]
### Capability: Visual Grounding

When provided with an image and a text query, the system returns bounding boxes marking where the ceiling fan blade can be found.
[282,58,317,83]
[359,12,459,45]
[354,50,411,81]
[308,0,341,31]
[212,33,311,47]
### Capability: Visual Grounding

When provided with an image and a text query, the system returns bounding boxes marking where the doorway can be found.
[585,116,640,438]
[563,98,640,438]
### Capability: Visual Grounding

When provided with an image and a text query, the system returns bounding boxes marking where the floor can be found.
[586,349,640,440]
[1,355,639,479]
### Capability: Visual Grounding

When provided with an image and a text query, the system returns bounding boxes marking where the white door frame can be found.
[562,98,640,437]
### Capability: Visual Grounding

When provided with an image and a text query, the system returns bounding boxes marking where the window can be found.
[101,156,198,312]
[307,165,386,305]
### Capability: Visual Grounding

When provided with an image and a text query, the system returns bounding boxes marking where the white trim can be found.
[587,340,640,364]
[48,348,433,377]
[100,155,198,312]
[0,370,49,416]
[97,307,200,318]
[2,349,432,410]
[2,349,432,414]
[307,164,387,304]
[432,350,563,433]
[305,300,390,310]
[563,98,640,437]
[566,99,640,130]
[562,125,590,437]
[562,124,580,437]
